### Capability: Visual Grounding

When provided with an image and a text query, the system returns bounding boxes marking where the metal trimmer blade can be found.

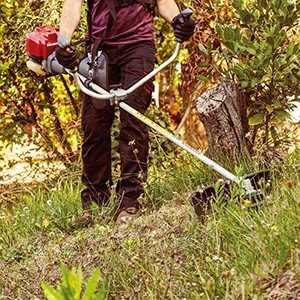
[189,170,270,217]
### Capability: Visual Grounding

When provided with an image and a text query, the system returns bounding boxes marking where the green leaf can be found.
[198,44,209,58]
[247,46,257,56]
[82,268,100,300]
[270,109,291,124]
[93,289,108,300]
[250,78,258,88]
[286,44,295,57]
[224,41,236,52]
[240,80,250,88]
[196,75,210,82]
[270,126,278,140]
[274,32,287,48]
[249,113,265,125]
[273,99,282,108]
[41,282,64,300]
[274,109,290,120]
[239,9,254,23]
[215,24,223,36]
[92,278,109,300]
[60,264,83,299]
[266,104,274,113]
[231,66,245,78]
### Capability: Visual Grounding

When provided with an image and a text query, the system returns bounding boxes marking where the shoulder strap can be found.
[87,0,155,49]
[87,0,93,11]
[90,0,115,65]
[106,0,117,21]
[86,0,94,44]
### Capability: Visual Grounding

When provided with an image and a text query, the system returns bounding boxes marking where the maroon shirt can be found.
[91,2,155,45]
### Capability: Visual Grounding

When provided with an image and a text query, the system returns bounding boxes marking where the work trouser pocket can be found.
[123,58,155,111]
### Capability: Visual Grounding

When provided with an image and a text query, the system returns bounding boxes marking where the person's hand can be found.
[171,13,195,43]
[55,42,78,70]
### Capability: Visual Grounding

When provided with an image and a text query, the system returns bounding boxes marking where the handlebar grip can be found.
[57,35,77,72]
[181,8,193,22]
[57,35,71,49]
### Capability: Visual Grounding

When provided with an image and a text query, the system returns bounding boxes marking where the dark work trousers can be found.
[81,41,156,211]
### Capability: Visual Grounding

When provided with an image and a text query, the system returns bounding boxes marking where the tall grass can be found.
[0,151,299,299]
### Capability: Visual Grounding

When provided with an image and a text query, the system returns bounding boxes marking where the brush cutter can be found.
[25,9,269,217]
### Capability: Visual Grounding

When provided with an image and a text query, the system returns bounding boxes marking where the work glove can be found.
[55,41,78,70]
[171,13,195,43]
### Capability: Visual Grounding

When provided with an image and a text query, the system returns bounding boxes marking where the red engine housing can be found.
[25,25,59,61]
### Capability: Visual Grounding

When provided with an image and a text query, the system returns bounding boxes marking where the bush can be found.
[210,0,300,148]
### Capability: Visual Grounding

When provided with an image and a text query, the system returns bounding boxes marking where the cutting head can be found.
[189,170,270,217]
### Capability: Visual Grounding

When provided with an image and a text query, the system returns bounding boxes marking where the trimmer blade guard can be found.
[242,169,270,208]
[189,170,270,217]
[244,170,270,189]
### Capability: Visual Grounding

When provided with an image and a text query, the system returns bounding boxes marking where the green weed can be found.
[0,151,299,299]
[41,264,109,300]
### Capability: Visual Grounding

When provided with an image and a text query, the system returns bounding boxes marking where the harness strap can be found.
[87,0,93,43]
[87,0,156,64]
[90,0,115,64]
[87,0,156,37]
[106,0,117,21]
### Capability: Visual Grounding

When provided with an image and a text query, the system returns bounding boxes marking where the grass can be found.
[0,150,299,299]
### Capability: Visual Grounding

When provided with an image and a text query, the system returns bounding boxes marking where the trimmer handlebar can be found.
[66,8,193,101]
[73,43,181,101]
[71,8,194,101]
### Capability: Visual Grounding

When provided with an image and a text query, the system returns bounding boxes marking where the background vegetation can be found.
[1,0,298,176]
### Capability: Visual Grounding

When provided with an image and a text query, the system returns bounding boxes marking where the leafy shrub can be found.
[0,0,83,168]
[210,0,299,147]
[182,0,299,152]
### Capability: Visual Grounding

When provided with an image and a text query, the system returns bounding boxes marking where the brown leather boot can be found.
[115,207,141,225]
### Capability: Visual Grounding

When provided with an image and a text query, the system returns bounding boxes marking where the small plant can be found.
[41,264,109,300]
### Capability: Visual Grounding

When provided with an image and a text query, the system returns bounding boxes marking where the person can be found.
[55,0,195,224]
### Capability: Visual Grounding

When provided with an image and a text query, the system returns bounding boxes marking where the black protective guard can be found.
[189,170,270,217]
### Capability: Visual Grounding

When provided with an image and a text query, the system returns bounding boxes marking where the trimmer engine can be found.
[25,25,65,75]
[26,25,59,62]
[25,26,107,91]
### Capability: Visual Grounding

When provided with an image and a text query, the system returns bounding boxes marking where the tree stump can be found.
[196,78,250,162]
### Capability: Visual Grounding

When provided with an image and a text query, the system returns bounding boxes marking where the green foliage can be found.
[200,0,299,148]
[41,264,109,300]
[0,0,84,168]
[0,175,84,256]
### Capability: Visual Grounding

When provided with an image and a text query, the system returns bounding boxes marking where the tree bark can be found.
[196,78,250,162]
